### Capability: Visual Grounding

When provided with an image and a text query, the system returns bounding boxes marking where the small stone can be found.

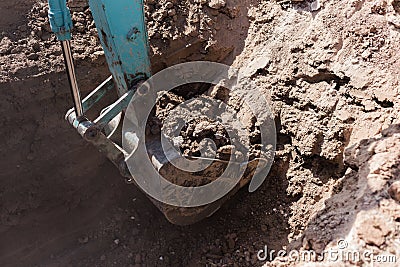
[388,181,400,202]
[351,58,359,64]
[27,153,35,161]
[171,137,183,149]
[362,99,377,111]
[227,237,235,249]
[208,0,226,9]
[244,251,251,262]
[94,50,104,56]
[78,236,89,244]
[167,9,176,17]
[361,50,371,59]
[193,121,215,137]
[357,215,391,247]
[207,85,229,101]
[310,0,321,11]
[388,15,400,28]
[0,37,12,55]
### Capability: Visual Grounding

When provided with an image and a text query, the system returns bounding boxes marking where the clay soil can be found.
[1,0,400,266]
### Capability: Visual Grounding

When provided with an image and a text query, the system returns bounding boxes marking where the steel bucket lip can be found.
[151,155,268,225]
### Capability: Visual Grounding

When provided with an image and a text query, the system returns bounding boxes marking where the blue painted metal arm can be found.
[48,0,73,41]
[89,0,151,95]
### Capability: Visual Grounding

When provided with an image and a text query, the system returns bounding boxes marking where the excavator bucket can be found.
[50,0,275,225]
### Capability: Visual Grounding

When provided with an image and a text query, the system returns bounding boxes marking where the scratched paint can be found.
[89,0,151,96]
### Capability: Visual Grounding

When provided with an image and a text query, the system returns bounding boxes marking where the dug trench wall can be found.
[0,0,399,266]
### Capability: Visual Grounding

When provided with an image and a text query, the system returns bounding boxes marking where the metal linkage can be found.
[48,0,152,181]
[81,76,114,113]
[64,77,138,181]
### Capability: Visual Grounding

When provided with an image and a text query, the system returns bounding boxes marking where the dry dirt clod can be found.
[78,236,89,244]
[227,236,235,249]
[388,181,400,202]
[208,0,226,10]
[2,0,400,266]
[356,215,392,247]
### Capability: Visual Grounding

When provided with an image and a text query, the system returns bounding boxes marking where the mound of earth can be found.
[0,0,399,266]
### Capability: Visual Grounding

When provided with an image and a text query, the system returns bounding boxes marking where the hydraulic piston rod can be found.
[61,40,83,117]
[48,0,83,117]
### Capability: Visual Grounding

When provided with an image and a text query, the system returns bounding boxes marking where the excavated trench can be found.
[1,0,400,266]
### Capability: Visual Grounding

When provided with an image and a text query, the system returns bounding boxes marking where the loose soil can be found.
[0,0,399,266]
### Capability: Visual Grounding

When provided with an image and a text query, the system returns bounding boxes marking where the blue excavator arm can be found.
[48,0,73,41]
[48,0,151,95]
[89,0,151,95]
[47,0,151,118]
[47,0,152,178]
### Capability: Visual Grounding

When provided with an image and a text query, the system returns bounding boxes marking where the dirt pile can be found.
[147,87,263,163]
[264,124,400,266]
[178,116,238,160]
[0,0,399,266]
[145,0,255,71]
[145,0,400,265]
[0,0,105,83]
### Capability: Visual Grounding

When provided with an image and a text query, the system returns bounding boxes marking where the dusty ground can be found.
[0,0,399,266]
